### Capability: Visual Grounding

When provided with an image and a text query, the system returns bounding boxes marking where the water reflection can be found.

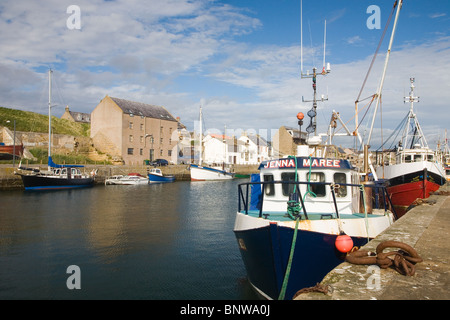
[0,180,257,299]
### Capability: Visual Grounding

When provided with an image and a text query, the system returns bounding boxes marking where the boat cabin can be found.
[397,147,435,164]
[149,168,163,176]
[256,157,360,215]
[53,167,84,179]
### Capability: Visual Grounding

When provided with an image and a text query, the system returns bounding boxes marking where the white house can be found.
[203,134,231,165]
[202,133,270,165]
[237,134,270,165]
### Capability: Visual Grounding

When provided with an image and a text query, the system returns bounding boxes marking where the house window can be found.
[129,135,133,142]
[168,150,172,157]
[140,123,144,131]
[140,149,143,156]
[160,149,163,156]
[129,121,133,129]
[140,136,144,143]
[160,138,163,144]
[127,148,134,155]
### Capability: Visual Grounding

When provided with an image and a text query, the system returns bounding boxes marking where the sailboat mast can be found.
[366,0,403,145]
[48,69,52,170]
[199,105,203,166]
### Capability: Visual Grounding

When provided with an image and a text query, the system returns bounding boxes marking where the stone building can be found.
[90,96,181,165]
[272,126,307,157]
[61,106,91,123]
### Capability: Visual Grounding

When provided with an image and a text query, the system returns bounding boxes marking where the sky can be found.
[1,0,449,150]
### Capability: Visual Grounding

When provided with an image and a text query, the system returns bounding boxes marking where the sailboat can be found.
[189,106,234,181]
[233,0,398,300]
[16,69,95,190]
[375,78,446,216]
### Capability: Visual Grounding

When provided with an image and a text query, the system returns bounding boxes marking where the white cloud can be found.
[0,0,448,151]
[429,13,446,19]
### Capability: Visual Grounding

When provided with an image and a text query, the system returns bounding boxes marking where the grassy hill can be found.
[0,106,90,137]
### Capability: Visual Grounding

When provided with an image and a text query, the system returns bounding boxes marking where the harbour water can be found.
[0,179,258,300]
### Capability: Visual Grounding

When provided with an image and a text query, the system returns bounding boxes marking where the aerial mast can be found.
[300,0,330,137]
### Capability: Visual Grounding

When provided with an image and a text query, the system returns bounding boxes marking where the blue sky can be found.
[1,0,449,149]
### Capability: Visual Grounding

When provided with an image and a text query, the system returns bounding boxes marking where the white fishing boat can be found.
[375,78,446,216]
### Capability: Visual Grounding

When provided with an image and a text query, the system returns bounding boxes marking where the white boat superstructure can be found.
[106,173,149,185]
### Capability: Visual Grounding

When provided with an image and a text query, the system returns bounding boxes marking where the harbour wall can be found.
[294,184,450,300]
[0,164,259,190]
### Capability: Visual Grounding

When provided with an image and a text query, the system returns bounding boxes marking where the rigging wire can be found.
[355,3,397,104]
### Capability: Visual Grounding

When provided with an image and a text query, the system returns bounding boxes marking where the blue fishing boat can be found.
[234,156,396,300]
[233,0,403,299]
[147,168,175,183]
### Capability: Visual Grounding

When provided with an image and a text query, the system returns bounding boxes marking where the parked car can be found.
[150,159,169,167]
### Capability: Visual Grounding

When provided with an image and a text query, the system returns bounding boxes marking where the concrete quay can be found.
[295,184,450,300]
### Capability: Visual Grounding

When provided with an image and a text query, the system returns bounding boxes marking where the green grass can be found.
[0,106,90,137]
[0,148,112,165]
[27,148,100,165]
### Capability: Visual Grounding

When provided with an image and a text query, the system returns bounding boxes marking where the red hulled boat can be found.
[375,78,446,217]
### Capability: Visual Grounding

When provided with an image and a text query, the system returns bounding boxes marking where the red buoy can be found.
[297,112,304,120]
[335,234,353,253]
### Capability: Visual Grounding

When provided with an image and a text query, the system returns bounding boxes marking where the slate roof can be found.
[110,97,178,122]
[69,111,90,123]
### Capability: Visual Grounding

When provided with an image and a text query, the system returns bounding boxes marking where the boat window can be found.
[307,172,326,197]
[333,173,347,197]
[414,154,422,162]
[427,154,434,161]
[281,172,298,196]
[263,174,275,196]
[404,155,412,163]
[61,168,67,175]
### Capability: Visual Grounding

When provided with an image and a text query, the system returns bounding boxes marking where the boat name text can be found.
[263,158,341,169]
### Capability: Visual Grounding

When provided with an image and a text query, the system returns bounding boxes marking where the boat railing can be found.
[238,180,397,220]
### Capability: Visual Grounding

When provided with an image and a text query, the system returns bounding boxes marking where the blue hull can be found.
[20,174,94,191]
[234,224,368,300]
[148,174,175,183]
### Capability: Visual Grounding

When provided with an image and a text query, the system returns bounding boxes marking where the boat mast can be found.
[300,0,330,138]
[401,77,427,149]
[199,105,203,166]
[48,69,53,171]
[366,0,403,146]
